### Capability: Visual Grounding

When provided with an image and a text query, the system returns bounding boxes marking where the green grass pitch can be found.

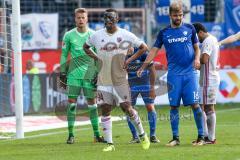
[0,104,240,160]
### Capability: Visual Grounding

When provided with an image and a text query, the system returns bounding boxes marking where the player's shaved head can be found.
[169,2,183,14]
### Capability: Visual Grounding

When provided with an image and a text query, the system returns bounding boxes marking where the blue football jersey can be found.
[153,23,199,75]
[127,51,150,84]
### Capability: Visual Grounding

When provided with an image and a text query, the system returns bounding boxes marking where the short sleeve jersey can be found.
[153,23,199,75]
[199,34,220,87]
[86,27,144,85]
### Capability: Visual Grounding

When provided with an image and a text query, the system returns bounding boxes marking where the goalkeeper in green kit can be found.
[60,8,103,144]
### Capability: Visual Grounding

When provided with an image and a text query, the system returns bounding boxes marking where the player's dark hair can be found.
[105,9,118,17]
[105,8,118,14]
[193,22,208,33]
[104,8,119,20]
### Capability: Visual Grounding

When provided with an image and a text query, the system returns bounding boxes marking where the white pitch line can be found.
[24,127,91,139]
[216,107,240,113]
[1,122,127,141]
[2,107,240,141]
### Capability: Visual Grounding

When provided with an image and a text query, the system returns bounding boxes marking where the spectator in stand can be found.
[26,60,39,74]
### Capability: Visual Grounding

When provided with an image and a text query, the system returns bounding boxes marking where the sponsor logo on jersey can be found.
[100,40,132,51]
[168,37,188,43]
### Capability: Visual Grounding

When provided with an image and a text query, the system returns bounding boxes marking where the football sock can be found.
[148,110,157,137]
[192,106,204,137]
[129,109,145,136]
[202,111,208,137]
[88,104,100,137]
[207,111,216,141]
[67,103,76,137]
[101,116,113,143]
[170,108,179,138]
[127,116,138,139]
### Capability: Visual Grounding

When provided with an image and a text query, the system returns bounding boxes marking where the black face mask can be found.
[103,12,118,25]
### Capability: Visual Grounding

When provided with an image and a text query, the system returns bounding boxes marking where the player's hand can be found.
[137,67,144,77]
[123,59,131,69]
[193,59,200,70]
[59,72,67,89]
[149,87,156,99]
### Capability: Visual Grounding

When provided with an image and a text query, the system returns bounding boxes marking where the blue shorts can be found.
[130,84,154,106]
[167,73,199,107]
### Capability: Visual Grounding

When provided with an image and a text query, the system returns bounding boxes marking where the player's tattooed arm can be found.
[137,47,159,77]
[193,43,201,70]
[83,43,99,61]
[219,31,240,46]
[123,43,148,69]
[149,64,156,99]
[200,53,210,64]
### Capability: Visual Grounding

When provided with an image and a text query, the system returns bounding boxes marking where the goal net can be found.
[0,0,24,139]
[0,1,13,106]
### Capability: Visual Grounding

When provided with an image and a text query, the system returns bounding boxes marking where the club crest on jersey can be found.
[117,37,122,42]
[183,31,188,36]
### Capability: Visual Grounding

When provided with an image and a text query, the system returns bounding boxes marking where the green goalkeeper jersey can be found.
[60,27,97,79]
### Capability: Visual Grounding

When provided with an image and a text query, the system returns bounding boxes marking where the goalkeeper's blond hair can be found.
[74,8,88,15]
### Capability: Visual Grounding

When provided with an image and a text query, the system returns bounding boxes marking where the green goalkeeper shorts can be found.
[67,79,96,99]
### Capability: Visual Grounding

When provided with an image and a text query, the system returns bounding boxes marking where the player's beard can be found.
[172,19,182,27]
[105,22,117,32]
[105,23,113,30]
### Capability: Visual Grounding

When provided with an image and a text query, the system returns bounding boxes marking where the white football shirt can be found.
[86,27,144,85]
[200,34,220,87]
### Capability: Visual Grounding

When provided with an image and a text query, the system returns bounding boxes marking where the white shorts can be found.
[200,86,218,105]
[97,84,131,106]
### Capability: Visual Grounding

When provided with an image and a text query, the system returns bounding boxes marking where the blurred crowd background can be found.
[0,0,239,74]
